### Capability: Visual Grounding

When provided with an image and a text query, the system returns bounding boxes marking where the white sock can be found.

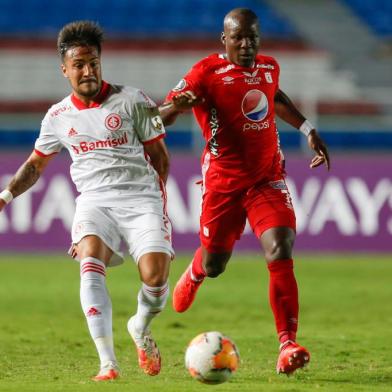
[80,257,116,366]
[94,337,116,367]
[132,282,169,335]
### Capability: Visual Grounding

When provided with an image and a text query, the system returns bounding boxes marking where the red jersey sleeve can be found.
[165,58,207,103]
[274,58,280,94]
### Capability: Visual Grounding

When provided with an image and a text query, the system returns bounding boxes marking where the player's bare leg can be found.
[172,247,231,312]
[128,252,170,376]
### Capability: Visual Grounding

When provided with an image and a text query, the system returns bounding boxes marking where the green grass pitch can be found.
[0,253,391,391]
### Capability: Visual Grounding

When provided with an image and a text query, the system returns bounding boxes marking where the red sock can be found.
[267,259,299,344]
[190,247,206,281]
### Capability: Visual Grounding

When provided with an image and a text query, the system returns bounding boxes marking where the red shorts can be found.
[200,178,296,253]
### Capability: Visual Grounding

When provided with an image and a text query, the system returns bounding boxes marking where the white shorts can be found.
[71,203,174,266]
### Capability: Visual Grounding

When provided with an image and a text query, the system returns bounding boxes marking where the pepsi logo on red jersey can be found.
[241,90,269,122]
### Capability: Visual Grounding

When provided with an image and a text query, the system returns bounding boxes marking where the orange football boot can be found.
[173,265,203,312]
[128,316,161,376]
[93,361,120,381]
[276,341,310,375]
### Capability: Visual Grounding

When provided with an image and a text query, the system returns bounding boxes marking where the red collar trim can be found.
[71,81,111,110]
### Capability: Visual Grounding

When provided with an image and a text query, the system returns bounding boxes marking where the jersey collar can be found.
[71,81,111,110]
[219,53,256,69]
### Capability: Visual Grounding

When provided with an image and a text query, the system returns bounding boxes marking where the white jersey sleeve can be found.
[132,89,166,144]
[35,110,63,156]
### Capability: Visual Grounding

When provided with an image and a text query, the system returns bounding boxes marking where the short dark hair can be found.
[57,20,104,59]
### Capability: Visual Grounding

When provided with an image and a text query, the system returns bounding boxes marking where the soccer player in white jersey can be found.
[0,21,173,381]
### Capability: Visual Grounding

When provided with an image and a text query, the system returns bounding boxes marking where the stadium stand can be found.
[0,0,297,39]
[342,0,392,37]
[0,0,390,151]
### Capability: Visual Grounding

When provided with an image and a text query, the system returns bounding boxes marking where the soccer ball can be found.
[185,331,240,384]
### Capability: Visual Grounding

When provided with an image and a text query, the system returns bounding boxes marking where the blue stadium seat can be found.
[0,0,297,38]
[342,0,392,37]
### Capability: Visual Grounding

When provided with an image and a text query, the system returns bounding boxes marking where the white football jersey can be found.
[35,82,166,208]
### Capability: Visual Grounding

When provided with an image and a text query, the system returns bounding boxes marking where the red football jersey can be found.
[166,53,284,193]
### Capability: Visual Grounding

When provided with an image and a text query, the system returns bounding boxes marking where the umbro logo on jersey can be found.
[68,128,78,137]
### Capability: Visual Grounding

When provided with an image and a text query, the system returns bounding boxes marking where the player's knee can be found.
[138,252,170,287]
[142,274,167,287]
[265,238,293,262]
[204,262,226,278]
[203,252,231,277]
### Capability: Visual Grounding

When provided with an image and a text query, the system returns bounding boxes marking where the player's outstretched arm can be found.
[0,150,55,211]
[159,91,202,126]
[274,89,330,170]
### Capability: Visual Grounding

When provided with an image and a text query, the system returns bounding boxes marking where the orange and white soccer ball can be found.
[185,331,240,384]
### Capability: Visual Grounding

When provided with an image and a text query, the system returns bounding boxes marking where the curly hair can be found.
[57,20,103,59]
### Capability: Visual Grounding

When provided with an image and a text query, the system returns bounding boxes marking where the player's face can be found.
[222,17,260,67]
[61,46,102,99]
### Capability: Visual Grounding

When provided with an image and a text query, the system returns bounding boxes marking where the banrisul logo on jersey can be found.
[105,113,122,131]
[241,90,270,132]
[71,132,128,155]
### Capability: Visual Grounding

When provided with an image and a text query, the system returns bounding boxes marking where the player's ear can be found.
[221,32,226,45]
[61,63,68,78]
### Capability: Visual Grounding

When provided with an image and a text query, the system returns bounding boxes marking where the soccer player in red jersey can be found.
[159,8,330,375]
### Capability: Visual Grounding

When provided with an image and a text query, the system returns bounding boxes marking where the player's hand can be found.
[307,130,330,170]
[68,244,78,259]
[172,91,203,111]
[0,198,6,212]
